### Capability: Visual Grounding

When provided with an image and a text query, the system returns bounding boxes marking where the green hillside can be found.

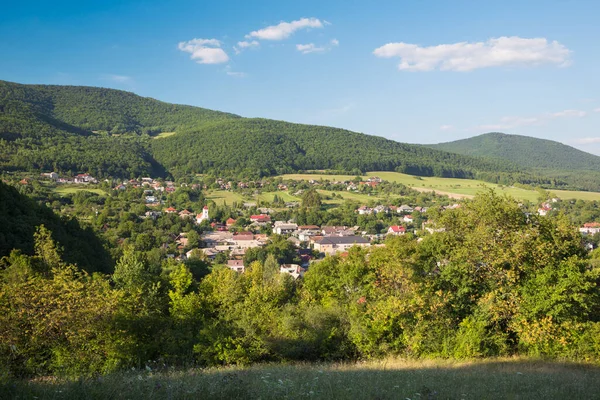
[151,118,521,178]
[0,80,527,182]
[429,132,600,171]
[0,181,111,273]
[428,132,600,192]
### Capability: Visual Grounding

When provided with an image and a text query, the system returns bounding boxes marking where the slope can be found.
[0,181,112,273]
[429,132,600,171]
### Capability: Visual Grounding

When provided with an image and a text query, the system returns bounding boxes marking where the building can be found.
[196,206,210,224]
[314,236,371,255]
[580,222,600,235]
[387,225,406,235]
[227,259,245,273]
[274,222,298,235]
[280,264,306,279]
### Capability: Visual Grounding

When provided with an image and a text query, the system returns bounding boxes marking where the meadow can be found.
[281,172,600,202]
[3,358,599,400]
[51,186,107,196]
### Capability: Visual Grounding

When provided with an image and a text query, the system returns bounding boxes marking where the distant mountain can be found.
[428,132,600,171]
[0,80,521,182]
[0,181,111,273]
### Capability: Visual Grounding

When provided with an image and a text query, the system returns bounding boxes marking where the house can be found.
[387,225,406,235]
[373,205,389,214]
[538,202,552,216]
[226,218,237,227]
[227,259,245,273]
[179,209,193,219]
[145,196,157,203]
[233,231,254,241]
[165,207,177,214]
[314,236,371,255]
[403,215,414,223]
[580,222,600,235]
[298,225,320,230]
[250,214,271,224]
[274,221,298,235]
[357,206,373,215]
[41,172,59,180]
[196,206,210,224]
[398,205,414,214]
[280,264,306,279]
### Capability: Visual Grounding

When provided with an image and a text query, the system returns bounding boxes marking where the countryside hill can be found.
[1,80,523,182]
[428,132,600,191]
[429,132,600,171]
[1,80,597,190]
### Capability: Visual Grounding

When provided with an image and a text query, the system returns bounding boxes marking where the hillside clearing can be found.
[281,171,600,202]
[4,358,598,400]
[51,186,107,196]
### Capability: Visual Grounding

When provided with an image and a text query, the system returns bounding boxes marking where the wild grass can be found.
[3,358,599,399]
[281,171,600,203]
[51,186,107,196]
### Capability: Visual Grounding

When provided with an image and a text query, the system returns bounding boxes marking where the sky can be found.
[2,0,600,153]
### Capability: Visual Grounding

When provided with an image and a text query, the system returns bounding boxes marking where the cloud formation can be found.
[246,17,323,41]
[178,38,229,64]
[296,39,339,54]
[104,74,132,83]
[478,109,587,131]
[439,125,454,131]
[373,36,571,72]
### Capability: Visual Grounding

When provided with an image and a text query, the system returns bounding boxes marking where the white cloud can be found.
[296,39,339,55]
[296,43,326,54]
[439,125,454,131]
[104,74,132,83]
[226,71,247,78]
[594,108,600,113]
[237,40,260,49]
[477,109,587,131]
[178,38,229,64]
[571,137,600,144]
[246,17,324,41]
[373,36,571,72]
[550,109,586,118]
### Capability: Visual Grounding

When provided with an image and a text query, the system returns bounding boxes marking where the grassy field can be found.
[205,190,246,205]
[3,358,599,399]
[281,172,600,203]
[152,131,176,139]
[51,186,107,196]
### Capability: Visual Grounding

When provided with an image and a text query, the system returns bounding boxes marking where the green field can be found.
[281,172,600,203]
[52,186,107,196]
[205,190,246,205]
[152,131,176,139]
[4,358,598,400]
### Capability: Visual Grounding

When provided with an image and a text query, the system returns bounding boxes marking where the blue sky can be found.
[2,0,600,153]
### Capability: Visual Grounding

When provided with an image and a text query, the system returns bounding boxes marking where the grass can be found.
[281,171,600,203]
[3,358,599,399]
[205,190,246,205]
[151,131,177,139]
[52,186,107,196]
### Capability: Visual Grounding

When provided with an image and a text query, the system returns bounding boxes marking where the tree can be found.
[302,189,322,209]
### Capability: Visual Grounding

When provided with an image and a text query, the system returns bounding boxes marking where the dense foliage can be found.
[1,190,598,379]
[0,181,111,273]
[0,80,533,184]
[429,132,600,191]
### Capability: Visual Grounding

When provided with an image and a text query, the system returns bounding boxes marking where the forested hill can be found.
[428,132,600,171]
[0,80,524,181]
[0,181,111,273]
[0,80,239,136]
[150,118,520,179]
